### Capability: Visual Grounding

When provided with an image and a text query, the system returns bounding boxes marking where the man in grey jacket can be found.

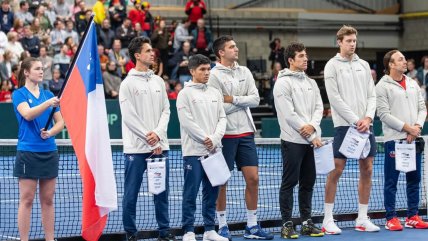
[177,54,228,241]
[323,25,379,234]
[376,50,428,231]
[209,35,273,240]
[274,42,324,239]
[119,37,176,241]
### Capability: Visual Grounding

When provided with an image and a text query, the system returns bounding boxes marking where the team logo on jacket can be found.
[389,151,395,158]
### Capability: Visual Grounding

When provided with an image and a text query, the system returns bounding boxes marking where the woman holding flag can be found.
[12,57,64,241]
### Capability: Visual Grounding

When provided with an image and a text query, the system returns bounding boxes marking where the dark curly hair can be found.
[284,42,305,67]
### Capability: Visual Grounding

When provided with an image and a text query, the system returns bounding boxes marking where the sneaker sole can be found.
[355,226,380,232]
[385,225,403,231]
[281,234,299,239]
[309,233,325,237]
[243,235,274,240]
[321,227,341,235]
[405,224,428,229]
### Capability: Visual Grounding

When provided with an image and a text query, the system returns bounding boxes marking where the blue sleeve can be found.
[12,89,26,110]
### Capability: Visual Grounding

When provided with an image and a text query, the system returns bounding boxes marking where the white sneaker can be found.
[355,217,380,232]
[203,230,229,241]
[321,219,342,235]
[183,232,197,241]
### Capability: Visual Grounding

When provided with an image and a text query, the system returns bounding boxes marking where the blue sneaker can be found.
[244,224,274,240]
[218,225,232,241]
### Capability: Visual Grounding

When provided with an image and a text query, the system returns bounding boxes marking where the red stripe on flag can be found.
[61,67,105,241]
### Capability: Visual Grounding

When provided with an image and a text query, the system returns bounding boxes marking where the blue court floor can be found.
[231,227,428,241]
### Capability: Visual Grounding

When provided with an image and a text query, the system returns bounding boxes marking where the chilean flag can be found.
[60,20,118,241]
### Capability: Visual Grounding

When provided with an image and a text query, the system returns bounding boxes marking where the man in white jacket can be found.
[273,42,324,239]
[119,37,176,241]
[208,35,273,240]
[376,50,428,231]
[177,54,228,241]
[323,25,379,234]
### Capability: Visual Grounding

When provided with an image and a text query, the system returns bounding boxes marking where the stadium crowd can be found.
[0,0,212,102]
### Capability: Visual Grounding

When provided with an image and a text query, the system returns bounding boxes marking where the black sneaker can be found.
[281,221,299,239]
[126,234,137,241]
[158,232,177,241]
[301,219,324,237]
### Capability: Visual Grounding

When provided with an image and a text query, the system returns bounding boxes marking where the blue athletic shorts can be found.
[221,134,258,171]
[332,126,377,159]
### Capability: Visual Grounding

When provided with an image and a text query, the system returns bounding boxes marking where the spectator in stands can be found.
[40,35,54,56]
[19,50,31,63]
[11,18,25,40]
[173,18,193,52]
[416,56,428,87]
[167,81,182,100]
[49,68,64,96]
[50,20,66,54]
[151,19,171,76]
[44,1,57,26]
[70,0,83,22]
[15,1,34,25]
[53,44,71,78]
[28,0,43,16]
[98,44,109,71]
[0,50,13,81]
[75,9,91,36]
[0,79,12,102]
[97,19,115,51]
[269,61,281,116]
[64,20,79,45]
[0,0,14,34]
[141,1,153,36]
[12,57,64,241]
[152,48,163,77]
[64,36,76,57]
[268,38,285,70]
[20,25,41,57]
[109,0,127,30]
[168,19,178,48]
[9,64,19,89]
[168,41,193,85]
[185,0,206,33]
[54,0,71,21]
[115,18,136,49]
[406,58,418,81]
[376,50,428,231]
[190,18,212,57]
[93,0,106,25]
[31,18,49,41]
[103,61,122,99]
[128,0,145,29]
[6,31,24,64]
[40,46,53,90]
[108,39,128,78]
[34,5,51,32]
[0,30,7,55]
[134,22,148,37]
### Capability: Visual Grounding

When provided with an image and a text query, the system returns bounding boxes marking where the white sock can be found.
[324,203,334,222]
[358,203,368,220]
[217,211,227,228]
[247,209,258,227]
